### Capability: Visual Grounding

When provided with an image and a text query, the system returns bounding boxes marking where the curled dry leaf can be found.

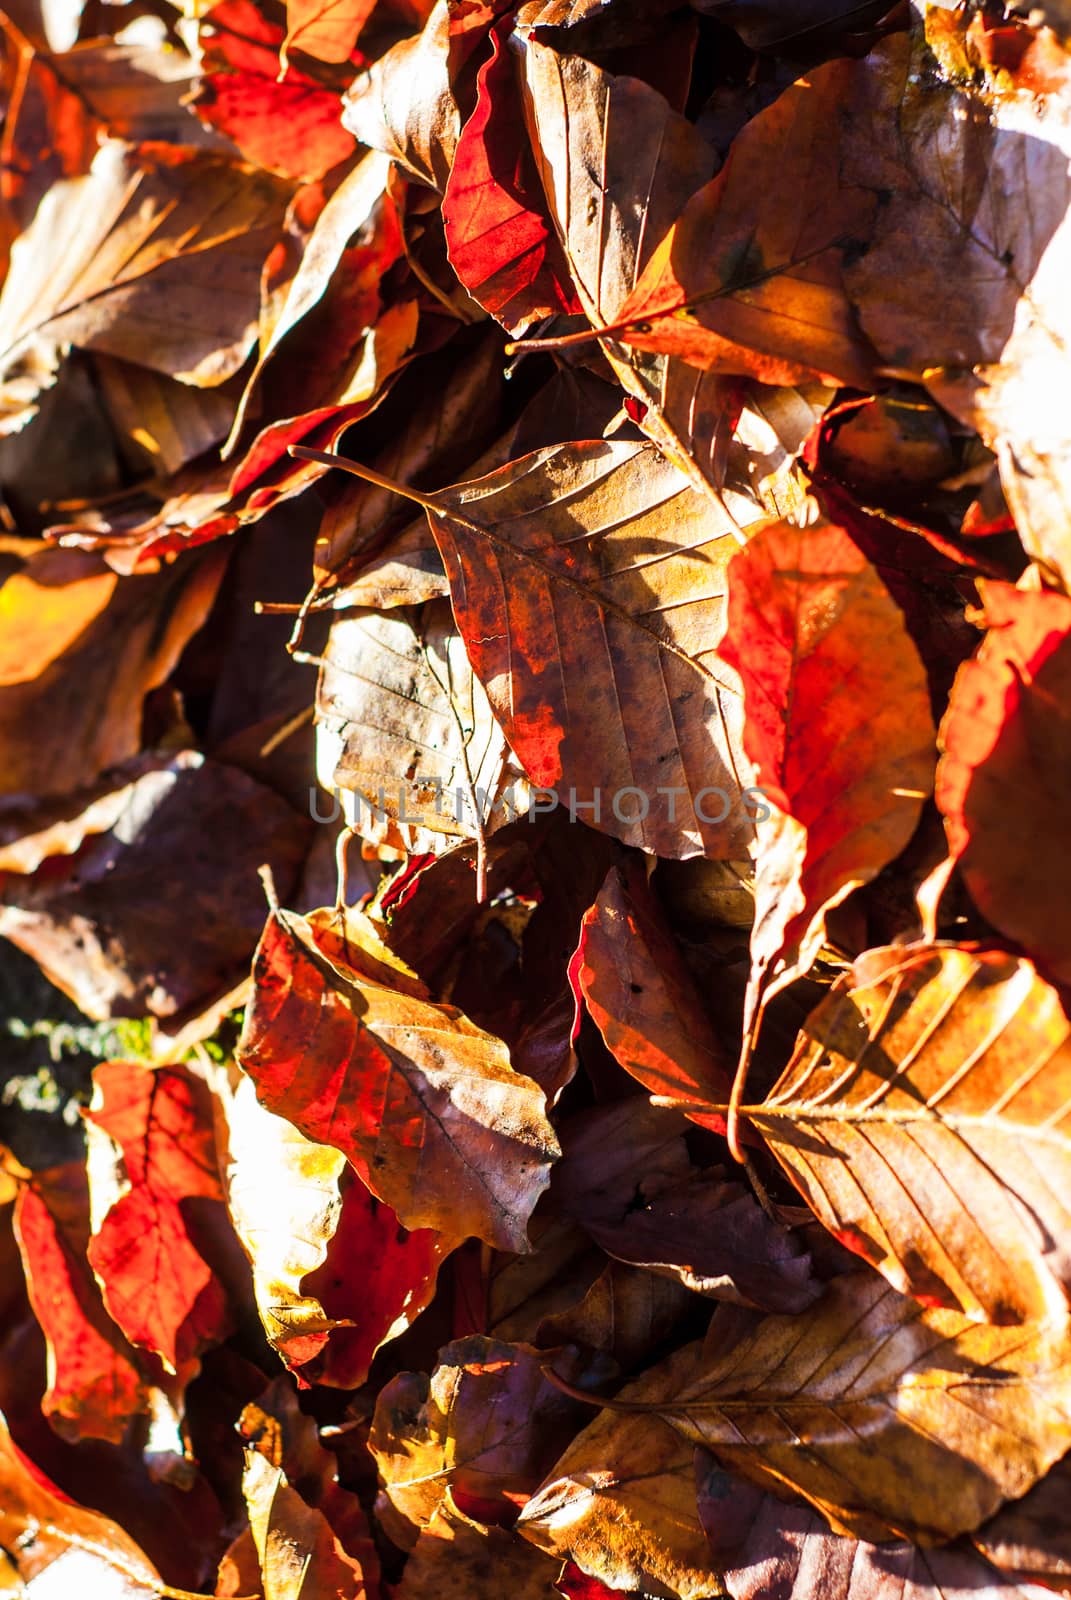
[442,27,580,335]
[369,1336,590,1533]
[654,1272,1071,1543]
[282,0,376,66]
[242,1446,371,1600]
[395,1499,568,1600]
[190,0,356,179]
[314,599,522,857]
[0,1410,161,1597]
[614,54,876,387]
[237,901,559,1250]
[342,0,459,193]
[936,582,1071,988]
[0,141,293,429]
[554,1099,817,1314]
[711,1478,1055,1600]
[226,1076,445,1384]
[239,1375,380,1581]
[746,941,1071,1324]
[0,546,225,799]
[839,29,1071,589]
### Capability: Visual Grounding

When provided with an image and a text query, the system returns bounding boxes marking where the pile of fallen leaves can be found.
[0,0,1070,1593]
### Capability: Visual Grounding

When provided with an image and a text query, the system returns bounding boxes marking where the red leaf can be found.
[571,863,732,1125]
[13,1165,148,1444]
[936,582,1071,986]
[443,28,581,334]
[190,0,356,179]
[718,516,935,995]
[300,1169,448,1388]
[85,1062,235,1374]
[237,903,559,1250]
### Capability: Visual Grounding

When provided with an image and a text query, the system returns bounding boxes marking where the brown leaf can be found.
[239,1375,380,1579]
[0,1410,161,1596]
[518,1346,719,1600]
[282,0,376,65]
[707,1475,1054,1600]
[747,941,1071,1323]
[0,751,312,1020]
[554,1100,818,1314]
[313,598,523,857]
[236,901,559,1250]
[614,55,877,387]
[0,142,293,428]
[370,1337,590,1532]
[839,28,1071,587]
[343,0,460,192]
[974,1456,1071,1584]
[0,547,225,799]
[570,863,733,1120]
[416,438,760,858]
[242,1446,371,1599]
[655,1273,1071,1543]
[396,1501,568,1599]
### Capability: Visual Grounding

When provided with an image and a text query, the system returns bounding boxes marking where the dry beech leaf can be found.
[13,1163,150,1443]
[0,751,312,1021]
[84,1061,234,1374]
[189,0,356,180]
[342,0,459,193]
[226,1076,445,1383]
[614,53,877,388]
[712,1479,1055,1600]
[0,141,293,428]
[746,941,1071,1324]
[0,1410,161,1597]
[717,515,935,1006]
[570,862,733,1122]
[282,0,376,65]
[412,438,760,858]
[554,1099,817,1315]
[93,354,237,476]
[442,26,580,335]
[936,582,1071,988]
[369,1336,590,1533]
[0,546,226,799]
[242,1446,372,1600]
[395,1499,568,1600]
[239,1375,380,1580]
[973,1456,1071,1584]
[839,29,1071,589]
[227,150,396,448]
[536,1259,694,1374]
[654,1272,1071,1543]
[237,901,559,1251]
[518,1346,720,1600]
[313,599,522,856]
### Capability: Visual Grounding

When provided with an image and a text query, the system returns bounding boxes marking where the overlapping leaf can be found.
[237,901,559,1249]
[745,942,1071,1323]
